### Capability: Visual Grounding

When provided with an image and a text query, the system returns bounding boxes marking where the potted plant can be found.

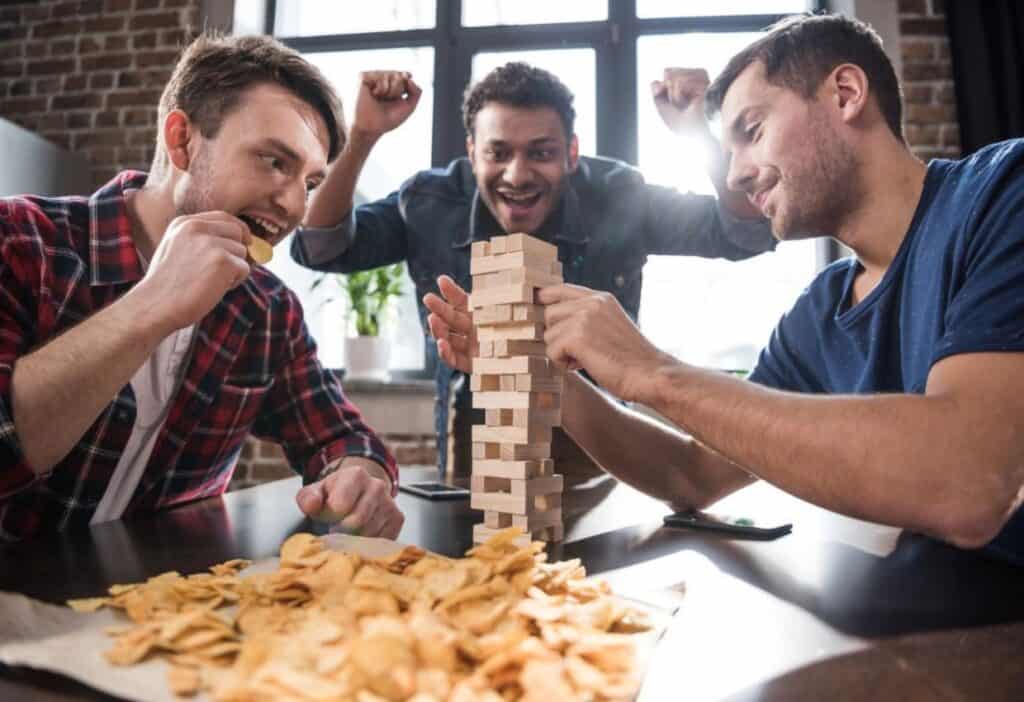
[312,263,405,381]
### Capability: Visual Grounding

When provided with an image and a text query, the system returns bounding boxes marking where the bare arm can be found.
[541,284,1024,549]
[11,212,251,473]
[305,71,421,228]
[652,67,760,219]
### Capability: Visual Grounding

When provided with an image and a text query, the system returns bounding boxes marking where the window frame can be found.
[264,0,832,377]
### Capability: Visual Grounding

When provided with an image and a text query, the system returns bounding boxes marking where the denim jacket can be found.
[292,155,775,469]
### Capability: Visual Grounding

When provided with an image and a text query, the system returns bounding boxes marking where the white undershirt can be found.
[91,253,195,525]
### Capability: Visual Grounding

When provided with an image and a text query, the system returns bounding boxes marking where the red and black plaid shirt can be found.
[0,171,397,541]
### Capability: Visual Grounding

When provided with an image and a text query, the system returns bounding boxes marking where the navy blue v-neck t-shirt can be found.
[750,139,1024,564]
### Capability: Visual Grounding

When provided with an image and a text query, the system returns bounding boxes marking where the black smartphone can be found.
[398,481,471,500]
[663,510,792,540]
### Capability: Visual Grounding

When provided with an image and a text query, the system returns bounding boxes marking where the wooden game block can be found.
[499,442,551,460]
[470,250,556,276]
[515,374,564,393]
[506,233,558,260]
[484,510,512,528]
[478,340,495,358]
[512,303,545,323]
[472,442,500,460]
[472,356,551,376]
[471,240,489,258]
[473,267,561,291]
[513,407,561,428]
[484,408,514,426]
[473,304,512,325]
[499,374,517,391]
[511,474,563,497]
[477,323,545,342]
[490,236,508,254]
[472,423,552,444]
[470,475,511,493]
[468,284,535,309]
[491,339,546,358]
[472,458,554,479]
[512,508,562,531]
[473,523,532,546]
[470,489,562,515]
[470,374,500,392]
[472,391,560,410]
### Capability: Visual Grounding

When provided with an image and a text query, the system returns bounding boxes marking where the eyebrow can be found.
[726,106,763,144]
[260,138,326,180]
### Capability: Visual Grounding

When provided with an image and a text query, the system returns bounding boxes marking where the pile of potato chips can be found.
[68,528,651,701]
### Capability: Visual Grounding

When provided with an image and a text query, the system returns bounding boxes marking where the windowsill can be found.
[332,372,434,396]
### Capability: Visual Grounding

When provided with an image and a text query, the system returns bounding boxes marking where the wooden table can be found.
[2,467,1023,701]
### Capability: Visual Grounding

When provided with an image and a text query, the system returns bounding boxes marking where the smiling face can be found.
[467,103,579,235]
[721,61,860,240]
[175,82,329,247]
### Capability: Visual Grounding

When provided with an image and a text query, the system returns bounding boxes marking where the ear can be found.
[567,134,579,172]
[829,64,870,125]
[466,135,476,169]
[162,109,193,171]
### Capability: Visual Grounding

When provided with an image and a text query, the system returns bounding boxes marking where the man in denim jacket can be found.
[292,63,774,473]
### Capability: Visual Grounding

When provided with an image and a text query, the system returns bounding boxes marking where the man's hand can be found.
[423,275,477,374]
[295,457,404,539]
[351,71,422,141]
[539,284,676,402]
[137,211,251,334]
[651,67,713,136]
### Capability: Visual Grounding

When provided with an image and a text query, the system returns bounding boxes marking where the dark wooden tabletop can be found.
[2,467,1023,701]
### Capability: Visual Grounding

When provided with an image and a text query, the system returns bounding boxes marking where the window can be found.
[251,1,823,375]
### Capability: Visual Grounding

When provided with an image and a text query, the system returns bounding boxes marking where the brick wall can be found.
[898,0,960,159]
[0,0,201,190]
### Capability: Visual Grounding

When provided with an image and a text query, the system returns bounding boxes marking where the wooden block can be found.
[470,374,500,392]
[513,407,561,428]
[512,507,562,531]
[515,374,563,393]
[473,523,532,546]
[513,303,545,323]
[472,424,552,444]
[478,340,495,358]
[470,251,558,276]
[472,458,554,479]
[472,356,550,376]
[472,442,500,460]
[510,474,563,497]
[478,323,545,342]
[492,339,546,358]
[506,233,558,260]
[470,475,510,493]
[473,267,561,291]
[484,510,512,528]
[471,490,561,515]
[499,374,517,391]
[468,284,535,309]
[472,391,560,410]
[471,240,490,258]
[490,236,508,254]
[550,260,563,277]
[474,304,512,325]
[500,443,551,460]
[485,408,514,426]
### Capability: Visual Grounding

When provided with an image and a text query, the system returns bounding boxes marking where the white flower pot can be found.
[344,336,391,382]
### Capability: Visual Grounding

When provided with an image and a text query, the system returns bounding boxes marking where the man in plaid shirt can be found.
[0,35,402,542]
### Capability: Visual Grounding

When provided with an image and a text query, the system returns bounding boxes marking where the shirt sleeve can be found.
[748,292,827,394]
[290,189,409,273]
[251,288,398,493]
[0,218,47,499]
[931,179,1024,365]
[641,183,777,260]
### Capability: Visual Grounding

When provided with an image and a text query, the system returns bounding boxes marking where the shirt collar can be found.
[87,170,148,286]
[453,164,591,250]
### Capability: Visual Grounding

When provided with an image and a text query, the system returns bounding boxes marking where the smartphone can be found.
[663,510,792,540]
[398,481,471,500]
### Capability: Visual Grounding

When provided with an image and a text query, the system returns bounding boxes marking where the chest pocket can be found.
[198,379,274,463]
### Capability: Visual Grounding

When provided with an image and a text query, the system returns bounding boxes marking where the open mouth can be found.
[238,214,284,242]
[496,190,543,214]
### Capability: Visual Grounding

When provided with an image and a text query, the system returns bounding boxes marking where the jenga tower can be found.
[468,233,564,546]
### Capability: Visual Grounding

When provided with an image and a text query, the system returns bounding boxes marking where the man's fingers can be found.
[295,483,325,517]
[437,337,472,374]
[436,274,469,309]
[536,283,593,306]
[424,290,473,334]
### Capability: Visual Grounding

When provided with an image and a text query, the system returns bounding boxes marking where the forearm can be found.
[560,372,753,509]
[641,364,1018,546]
[12,287,166,472]
[305,130,379,228]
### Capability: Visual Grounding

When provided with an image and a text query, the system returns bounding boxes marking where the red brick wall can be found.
[0,0,201,190]
[898,0,960,159]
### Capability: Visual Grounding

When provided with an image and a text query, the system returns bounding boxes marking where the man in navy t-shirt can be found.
[426,13,1024,564]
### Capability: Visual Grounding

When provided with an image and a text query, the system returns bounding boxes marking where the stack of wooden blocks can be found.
[468,233,565,546]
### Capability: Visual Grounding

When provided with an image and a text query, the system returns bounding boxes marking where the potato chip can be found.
[247,235,273,264]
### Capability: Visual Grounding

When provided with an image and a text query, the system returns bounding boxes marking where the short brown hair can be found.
[152,33,345,175]
[705,13,904,142]
[462,62,576,141]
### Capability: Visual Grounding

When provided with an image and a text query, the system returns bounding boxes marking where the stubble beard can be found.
[178,144,218,217]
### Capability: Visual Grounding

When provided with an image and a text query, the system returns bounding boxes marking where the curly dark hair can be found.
[705,13,904,142]
[462,62,576,140]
